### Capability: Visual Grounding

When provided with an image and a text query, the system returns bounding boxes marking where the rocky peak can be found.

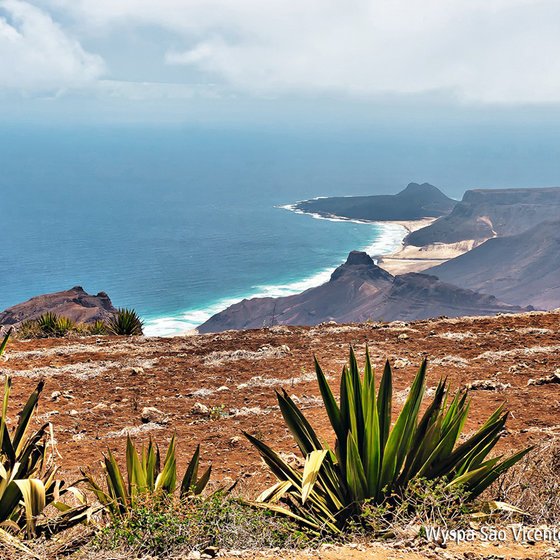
[330,252,394,283]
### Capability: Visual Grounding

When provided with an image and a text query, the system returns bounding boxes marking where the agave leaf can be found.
[345,432,367,501]
[243,432,302,488]
[14,479,46,538]
[155,435,177,494]
[301,450,327,504]
[256,480,292,503]
[468,446,533,499]
[104,450,129,514]
[484,500,527,515]
[377,360,392,458]
[277,390,322,456]
[194,466,211,495]
[379,360,426,492]
[0,376,11,461]
[180,444,200,496]
[13,382,44,456]
[0,330,11,357]
[315,357,344,444]
[248,501,325,532]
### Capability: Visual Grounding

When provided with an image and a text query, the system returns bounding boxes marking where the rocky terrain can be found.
[199,251,528,332]
[406,187,560,246]
[3,309,559,488]
[3,310,560,559]
[427,219,560,309]
[0,286,117,327]
[293,182,456,221]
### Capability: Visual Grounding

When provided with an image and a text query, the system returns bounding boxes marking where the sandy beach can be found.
[374,217,484,275]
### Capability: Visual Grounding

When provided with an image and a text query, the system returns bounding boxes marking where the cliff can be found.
[406,187,560,246]
[0,286,117,326]
[293,182,455,221]
[426,220,560,309]
[198,251,527,333]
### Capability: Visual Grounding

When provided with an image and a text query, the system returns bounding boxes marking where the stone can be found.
[140,406,168,424]
[191,402,210,415]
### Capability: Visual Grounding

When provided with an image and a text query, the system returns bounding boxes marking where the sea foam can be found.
[143,207,407,337]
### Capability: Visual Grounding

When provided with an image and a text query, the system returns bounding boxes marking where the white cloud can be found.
[0,0,104,92]
[13,0,560,103]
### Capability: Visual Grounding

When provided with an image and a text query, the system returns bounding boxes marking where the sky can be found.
[2,0,560,124]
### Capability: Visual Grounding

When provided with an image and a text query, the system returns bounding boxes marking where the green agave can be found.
[245,347,531,533]
[107,308,144,336]
[83,436,211,518]
[0,330,91,549]
[36,312,75,337]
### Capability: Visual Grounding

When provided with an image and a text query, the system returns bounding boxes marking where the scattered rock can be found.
[467,380,511,391]
[229,436,242,446]
[50,391,61,401]
[191,402,210,416]
[216,385,229,392]
[140,406,168,424]
[394,358,412,368]
[397,333,409,341]
[528,370,560,386]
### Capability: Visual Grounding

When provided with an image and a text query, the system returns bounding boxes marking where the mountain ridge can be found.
[198,251,528,333]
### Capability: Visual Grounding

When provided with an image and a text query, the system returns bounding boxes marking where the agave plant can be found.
[0,331,90,547]
[245,348,531,534]
[36,312,75,337]
[107,308,144,336]
[83,435,211,518]
[88,320,108,335]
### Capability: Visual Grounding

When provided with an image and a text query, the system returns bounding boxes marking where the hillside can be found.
[427,220,560,308]
[0,286,117,326]
[293,182,455,221]
[406,187,560,246]
[199,251,527,332]
[3,310,559,489]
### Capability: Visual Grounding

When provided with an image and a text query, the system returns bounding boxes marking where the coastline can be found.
[144,213,414,337]
[144,209,474,337]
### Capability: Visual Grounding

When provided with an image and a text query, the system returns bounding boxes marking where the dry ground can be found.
[2,311,560,559]
[2,310,560,487]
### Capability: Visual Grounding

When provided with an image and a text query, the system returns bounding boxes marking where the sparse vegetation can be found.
[12,311,143,339]
[0,331,91,551]
[82,436,211,520]
[88,319,108,335]
[107,308,144,336]
[36,311,76,337]
[0,328,548,557]
[91,491,308,558]
[245,347,530,534]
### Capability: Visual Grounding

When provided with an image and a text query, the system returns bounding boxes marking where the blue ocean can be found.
[2,122,560,335]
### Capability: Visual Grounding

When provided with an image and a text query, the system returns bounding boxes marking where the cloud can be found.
[0,0,104,92]
[12,0,560,103]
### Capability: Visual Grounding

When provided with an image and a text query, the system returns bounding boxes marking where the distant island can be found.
[292,182,456,221]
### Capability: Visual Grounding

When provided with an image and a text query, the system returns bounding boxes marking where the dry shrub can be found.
[490,437,560,523]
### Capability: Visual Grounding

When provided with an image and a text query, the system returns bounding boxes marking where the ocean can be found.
[2,122,560,335]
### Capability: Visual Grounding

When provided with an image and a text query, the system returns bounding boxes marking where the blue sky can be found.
[2,1,560,124]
